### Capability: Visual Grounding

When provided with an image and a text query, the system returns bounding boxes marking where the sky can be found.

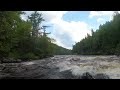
[21,11,120,49]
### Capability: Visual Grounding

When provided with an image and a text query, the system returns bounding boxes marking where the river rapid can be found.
[1,55,120,79]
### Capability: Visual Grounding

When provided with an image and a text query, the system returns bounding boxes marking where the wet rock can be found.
[1,63,24,73]
[0,64,5,70]
[81,72,95,79]
[59,70,79,79]
[80,72,110,79]
[71,57,80,61]
[0,55,114,79]
[0,73,10,79]
[94,73,110,79]
[2,67,17,73]
[2,66,26,73]
[2,58,21,63]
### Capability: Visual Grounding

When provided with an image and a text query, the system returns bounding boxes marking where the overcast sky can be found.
[21,11,120,49]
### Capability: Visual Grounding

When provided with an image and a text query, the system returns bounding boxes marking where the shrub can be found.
[115,43,120,55]
[20,53,38,60]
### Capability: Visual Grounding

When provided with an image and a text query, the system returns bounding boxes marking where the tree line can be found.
[72,12,120,55]
[0,11,71,61]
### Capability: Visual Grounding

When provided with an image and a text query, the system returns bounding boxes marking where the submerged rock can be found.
[80,72,110,79]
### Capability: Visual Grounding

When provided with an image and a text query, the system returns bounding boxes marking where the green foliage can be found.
[8,51,20,59]
[0,11,71,61]
[115,43,120,55]
[0,11,22,58]
[72,12,120,55]
[20,53,38,60]
[27,11,44,37]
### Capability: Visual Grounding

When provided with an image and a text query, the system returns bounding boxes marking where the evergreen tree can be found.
[28,11,44,37]
[72,12,120,55]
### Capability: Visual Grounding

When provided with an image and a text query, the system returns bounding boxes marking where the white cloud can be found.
[21,11,92,49]
[38,11,68,22]
[89,11,120,23]
[89,11,114,18]
[50,18,92,49]
[97,18,105,23]
[21,11,68,22]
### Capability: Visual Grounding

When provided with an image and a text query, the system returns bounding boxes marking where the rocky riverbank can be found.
[1,55,120,79]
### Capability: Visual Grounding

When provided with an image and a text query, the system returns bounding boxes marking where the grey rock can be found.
[94,73,110,79]
[59,70,79,79]
[80,72,110,79]
[0,73,10,79]
[2,58,21,63]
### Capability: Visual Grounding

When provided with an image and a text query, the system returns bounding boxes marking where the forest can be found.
[1,11,120,62]
[0,11,71,61]
[72,12,120,55]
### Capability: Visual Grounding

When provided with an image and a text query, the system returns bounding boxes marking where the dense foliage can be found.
[72,12,120,55]
[0,11,71,61]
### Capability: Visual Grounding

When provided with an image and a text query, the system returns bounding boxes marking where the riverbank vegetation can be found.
[72,12,120,55]
[0,11,71,61]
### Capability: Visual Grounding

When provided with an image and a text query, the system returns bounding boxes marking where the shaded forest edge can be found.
[72,12,120,56]
[0,11,71,62]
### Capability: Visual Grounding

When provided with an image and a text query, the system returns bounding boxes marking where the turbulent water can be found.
[54,55,120,79]
[1,55,120,79]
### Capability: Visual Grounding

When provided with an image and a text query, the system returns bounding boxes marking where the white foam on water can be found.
[23,62,35,65]
[52,55,120,79]
[56,61,71,72]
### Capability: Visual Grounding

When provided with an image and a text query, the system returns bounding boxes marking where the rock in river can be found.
[80,72,110,79]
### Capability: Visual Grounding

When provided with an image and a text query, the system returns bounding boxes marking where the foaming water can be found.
[22,62,35,65]
[55,55,120,79]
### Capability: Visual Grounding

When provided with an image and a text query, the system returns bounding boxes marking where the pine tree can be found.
[28,11,44,37]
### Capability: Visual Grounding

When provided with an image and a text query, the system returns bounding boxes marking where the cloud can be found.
[89,11,114,18]
[97,18,105,23]
[89,11,120,23]
[21,11,68,22]
[21,11,92,49]
[38,11,68,22]
[50,19,92,49]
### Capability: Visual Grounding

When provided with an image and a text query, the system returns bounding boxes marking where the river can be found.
[0,55,120,79]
